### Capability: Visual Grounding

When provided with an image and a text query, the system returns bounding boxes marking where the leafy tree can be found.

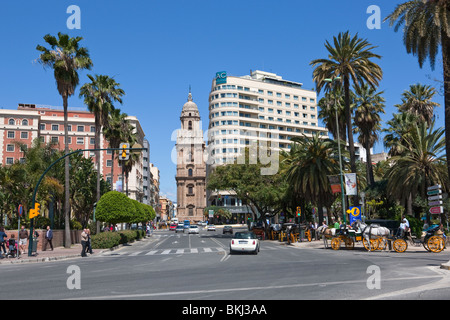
[96,191,135,225]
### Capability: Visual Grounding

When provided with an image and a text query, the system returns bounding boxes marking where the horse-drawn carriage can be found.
[317,220,391,251]
[251,226,266,240]
[391,224,446,253]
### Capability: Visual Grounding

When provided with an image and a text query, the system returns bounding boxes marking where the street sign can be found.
[428,200,443,206]
[427,184,442,191]
[427,189,442,196]
[428,195,443,201]
[429,206,444,214]
[347,206,361,224]
[18,204,23,217]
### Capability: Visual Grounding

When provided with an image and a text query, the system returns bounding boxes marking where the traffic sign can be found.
[18,204,23,217]
[428,200,443,206]
[427,184,442,191]
[429,206,444,214]
[428,195,443,201]
[427,189,442,196]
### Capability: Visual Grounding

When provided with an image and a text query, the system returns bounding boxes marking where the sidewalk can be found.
[0,243,85,264]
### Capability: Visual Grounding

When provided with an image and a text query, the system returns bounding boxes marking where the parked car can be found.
[175,225,185,233]
[223,225,233,235]
[188,225,200,234]
[207,224,216,231]
[230,232,260,255]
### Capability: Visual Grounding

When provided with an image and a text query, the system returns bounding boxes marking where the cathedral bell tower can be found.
[175,90,206,223]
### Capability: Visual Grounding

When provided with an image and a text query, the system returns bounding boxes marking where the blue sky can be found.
[0,0,445,202]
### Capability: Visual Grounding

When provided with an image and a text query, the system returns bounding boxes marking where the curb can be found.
[441,262,450,270]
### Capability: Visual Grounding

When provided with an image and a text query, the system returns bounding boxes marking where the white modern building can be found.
[206,70,328,218]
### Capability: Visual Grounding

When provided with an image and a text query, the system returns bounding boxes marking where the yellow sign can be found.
[29,203,41,219]
[347,207,360,216]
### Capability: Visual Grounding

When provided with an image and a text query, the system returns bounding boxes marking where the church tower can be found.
[175,90,206,223]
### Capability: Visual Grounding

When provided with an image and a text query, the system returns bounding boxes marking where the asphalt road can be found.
[1,226,450,302]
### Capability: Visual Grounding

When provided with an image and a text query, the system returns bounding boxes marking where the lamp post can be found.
[324,77,346,224]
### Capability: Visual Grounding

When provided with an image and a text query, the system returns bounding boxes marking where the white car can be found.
[207,224,216,231]
[188,225,200,234]
[230,232,260,255]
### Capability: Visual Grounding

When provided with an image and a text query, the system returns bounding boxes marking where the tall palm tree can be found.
[385,121,447,221]
[353,83,385,187]
[79,74,125,232]
[383,112,419,156]
[103,109,131,191]
[396,83,439,126]
[386,0,450,194]
[310,31,383,204]
[283,133,343,223]
[36,33,92,248]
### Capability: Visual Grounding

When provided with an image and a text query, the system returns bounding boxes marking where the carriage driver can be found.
[399,216,410,238]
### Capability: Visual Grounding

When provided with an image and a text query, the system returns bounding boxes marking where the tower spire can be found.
[188,85,193,101]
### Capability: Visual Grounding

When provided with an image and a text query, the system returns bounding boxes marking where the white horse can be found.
[316,225,337,249]
[352,220,390,251]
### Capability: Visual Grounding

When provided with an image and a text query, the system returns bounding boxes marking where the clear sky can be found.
[0,0,445,202]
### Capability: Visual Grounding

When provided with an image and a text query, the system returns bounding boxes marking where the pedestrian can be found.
[0,227,7,258]
[85,228,93,255]
[18,225,28,255]
[81,229,88,257]
[43,226,53,251]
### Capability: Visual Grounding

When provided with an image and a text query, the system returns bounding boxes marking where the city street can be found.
[1,226,450,302]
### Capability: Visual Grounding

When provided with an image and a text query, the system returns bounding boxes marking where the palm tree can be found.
[385,121,447,221]
[283,133,343,223]
[383,112,419,156]
[79,74,125,232]
[353,83,385,186]
[310,31,383,204]
[385,0,450,194]
[103,109,131,191]
[396,83,439,126]
[36,33,93,248]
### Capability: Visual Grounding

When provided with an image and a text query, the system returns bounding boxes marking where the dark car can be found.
[223,225,233,235]
[175,225,185,233]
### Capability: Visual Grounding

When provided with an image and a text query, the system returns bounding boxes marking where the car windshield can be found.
[190,226,197,228]
[234,232,256,239]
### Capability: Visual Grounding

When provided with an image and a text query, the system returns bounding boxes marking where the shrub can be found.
[95,191,136,224]
[91,232,121,249]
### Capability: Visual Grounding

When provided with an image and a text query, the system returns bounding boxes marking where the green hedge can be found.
[91,230,147,249]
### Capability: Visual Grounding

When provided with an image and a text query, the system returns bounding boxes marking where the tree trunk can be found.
[95,116,101,234]
[442,32,450,191]
[63,95,71,248]
[365,142,374,186]
[344,75,359,205]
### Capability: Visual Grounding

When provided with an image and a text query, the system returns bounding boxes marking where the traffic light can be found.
[29,203,41,219]
[296,206,301,217]
[119,143,130,160]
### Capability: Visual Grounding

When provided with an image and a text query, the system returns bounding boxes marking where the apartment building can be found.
[206,70,328,218]
[0,103,150,203]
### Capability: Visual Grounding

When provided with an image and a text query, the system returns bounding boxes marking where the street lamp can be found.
[324,77,346,224]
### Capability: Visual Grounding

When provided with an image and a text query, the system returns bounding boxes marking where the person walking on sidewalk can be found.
[43,226,53,251]
[85,228,93,255]
[0,227,7,258]
[18,226,28,255]
[81,229,88,257]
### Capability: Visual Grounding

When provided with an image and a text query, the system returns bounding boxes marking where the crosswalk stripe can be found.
[190,248,198,253]
[176,249,184,254]
[129,251,143,256]
[203,248,212,253]
[145,250,158,255]
[161,249,171,255]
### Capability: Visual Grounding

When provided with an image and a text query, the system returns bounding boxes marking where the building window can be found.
[52,124,59,131]
[188,121,192,130]
[90,126,95,133]
[90,137,95,145]
[188,207,194,216]
[7,131,14,139]
[188,186,193,194]
[106,160,113,167]
[6,144,14,152]
[21,132,28,139]
[8,119,15,125]
[77,137,84,144]
[188,168,193,177]
[6,158,14,165]
[77,125,84,132]
[40,124,45,130]
[22,119,29,126]
[51,137,59,143]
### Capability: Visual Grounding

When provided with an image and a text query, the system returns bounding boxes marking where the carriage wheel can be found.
[427,236,445,253]
[331,238,341,250]
[393,239,407,253]
[376,238,387,250]
[422,237,431,252]
[344,237,354,250]
[363,238,379,251]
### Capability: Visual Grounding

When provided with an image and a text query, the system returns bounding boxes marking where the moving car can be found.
[169,224,177,231]
[175,224,185,233]
[223,225,233,235]
[207,224,216,231]
[230,232,260,255]
[188,225,200,234]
